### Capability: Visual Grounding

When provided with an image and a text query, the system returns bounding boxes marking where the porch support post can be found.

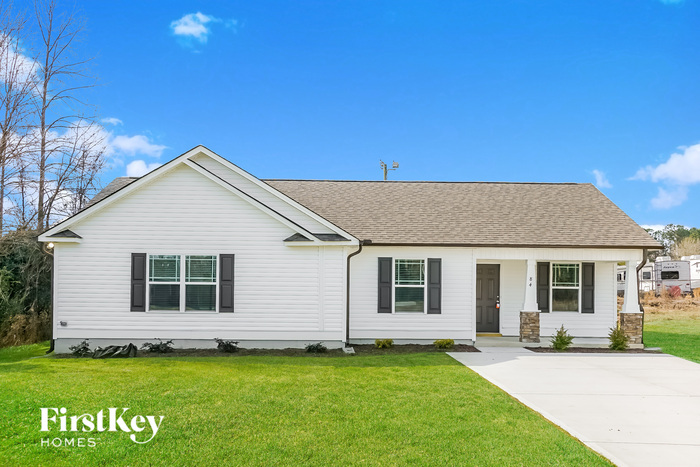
[520,259,540,343]
[620,260,643,346]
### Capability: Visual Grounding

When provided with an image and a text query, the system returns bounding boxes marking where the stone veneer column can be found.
[519,259,540,343]
[620,260,643,346]
[619,313,643,345]
[519,311,540,343]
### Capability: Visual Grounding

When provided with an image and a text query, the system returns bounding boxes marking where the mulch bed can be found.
[351,344,479,355]
[525,347,661,354]
[55,344,480,358]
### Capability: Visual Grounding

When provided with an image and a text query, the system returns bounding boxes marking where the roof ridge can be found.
[264,179,589,185]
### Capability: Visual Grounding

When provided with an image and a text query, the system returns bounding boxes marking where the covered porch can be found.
[472,248,646,348]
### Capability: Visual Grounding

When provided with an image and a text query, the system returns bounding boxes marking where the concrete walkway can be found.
[449,348,700,467]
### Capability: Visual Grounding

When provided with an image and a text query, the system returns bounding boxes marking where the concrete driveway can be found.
[449,348,700,467]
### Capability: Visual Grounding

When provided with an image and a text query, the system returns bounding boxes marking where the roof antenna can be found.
[380,160,399,181]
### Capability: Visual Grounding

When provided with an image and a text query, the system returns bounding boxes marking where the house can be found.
[38,146,661,352]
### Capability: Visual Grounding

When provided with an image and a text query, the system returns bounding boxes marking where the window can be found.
[642,271,651,280]
[148,255,217,312]
[394,259,425,312]
[185,255,216,311]
[551,263,579,312]
[661,271,679,280]
[149,255,180,310]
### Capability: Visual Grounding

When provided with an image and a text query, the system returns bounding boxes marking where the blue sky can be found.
[74,0,699,228]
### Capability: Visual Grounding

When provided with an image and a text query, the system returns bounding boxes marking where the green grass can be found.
[0,341,50,363]
[645,316,700,363]
[0,346,609,466]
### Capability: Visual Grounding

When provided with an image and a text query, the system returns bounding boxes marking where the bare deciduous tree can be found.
[0,3,36,234]
[32,0,102,230]
[673,237,700,259]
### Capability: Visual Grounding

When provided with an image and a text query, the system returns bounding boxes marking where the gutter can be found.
[636,249,648,345]
[636,249,648,312]
[345,241,365,345]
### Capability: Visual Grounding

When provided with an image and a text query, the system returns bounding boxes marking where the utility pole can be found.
[380,160,399,180]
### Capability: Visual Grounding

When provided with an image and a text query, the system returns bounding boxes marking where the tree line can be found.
[0,0,105,234]
[646,224,700,260]
[0,0,101,346]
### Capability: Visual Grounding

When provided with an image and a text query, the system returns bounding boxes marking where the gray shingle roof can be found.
[86,177,139,207]
[264,180,661,249]
[86,175,660,249]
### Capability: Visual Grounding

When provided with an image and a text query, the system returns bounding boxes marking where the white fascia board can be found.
[37,236,81,243]
[183,159,323,244]
[284,241,358,247]
[194,147,357,242]
[39,146,206,239]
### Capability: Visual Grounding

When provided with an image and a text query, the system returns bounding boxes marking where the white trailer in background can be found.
[617,263,655,296]
[681,255,700,290]
[654,259,692,296]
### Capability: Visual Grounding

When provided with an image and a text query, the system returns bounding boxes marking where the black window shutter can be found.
[219,254,235,313]
[378,257,392,313]
[131,253,146,312]
[581,262,595,314]
[427,258,442,314]
[537,262,550,313]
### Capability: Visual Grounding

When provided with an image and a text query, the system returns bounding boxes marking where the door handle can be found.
[496,296,500,309]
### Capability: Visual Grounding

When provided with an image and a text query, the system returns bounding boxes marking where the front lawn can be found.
[644,300,700,363]
[0,346,609,466]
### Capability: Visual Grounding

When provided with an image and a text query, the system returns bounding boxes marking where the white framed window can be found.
[551,263,580,312]
[148,254,218,312]
[394,259,425,313]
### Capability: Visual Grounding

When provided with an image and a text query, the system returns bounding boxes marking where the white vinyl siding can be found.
[349,247,472,340]
[189,153,335,234]
[491,259,618,338]
[53,163,346,342]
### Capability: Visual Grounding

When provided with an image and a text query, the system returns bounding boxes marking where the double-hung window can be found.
[394,259,425,312]
[148,255,217,312]
[551,263,580,312]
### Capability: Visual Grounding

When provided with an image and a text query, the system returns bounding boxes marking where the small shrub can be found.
[374,339,394,349]
[305,342,327,353]
[69,340,92,357]
[608,327,629,351]
[434,339,455,349]
[550,325,574,351]
[215,338,239,353]
[141,339,174,353]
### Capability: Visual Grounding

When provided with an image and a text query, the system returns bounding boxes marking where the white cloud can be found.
[633,143,700,185]
[170,12,219,43]
[659,0,684,4]
[108,135,166,158]
[592,169,612,188]
[650,186,688,210]
[641,224,666,232]
[101,117,123,126]
[126,160,161,177]
[0,34,38,87]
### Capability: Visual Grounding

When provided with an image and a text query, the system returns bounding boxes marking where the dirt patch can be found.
[526,347,661,354]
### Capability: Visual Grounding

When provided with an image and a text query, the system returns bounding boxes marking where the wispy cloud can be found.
[126,160,162,177]
[650,186,688,209]
[632,142,700,209]
[632,143,700,186]
[170,12,237,48]
[101,117,123,126]
[659,0,684,4]
[591,169,612,188]
[107,135,166,158]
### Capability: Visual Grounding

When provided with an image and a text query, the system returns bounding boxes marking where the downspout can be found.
[636,249,648,345]
[345,241,365,346]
